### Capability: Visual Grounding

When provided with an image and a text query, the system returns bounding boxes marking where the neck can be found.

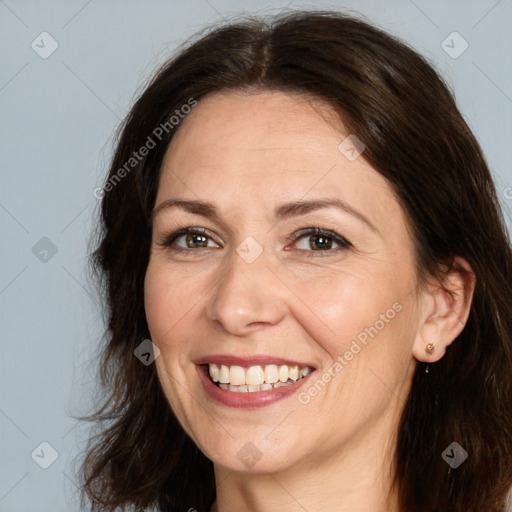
[212,413,401,512]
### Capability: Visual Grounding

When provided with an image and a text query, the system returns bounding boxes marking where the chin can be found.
[196,430,305,474]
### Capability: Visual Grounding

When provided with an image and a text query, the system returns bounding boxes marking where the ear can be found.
[412,257,476,363]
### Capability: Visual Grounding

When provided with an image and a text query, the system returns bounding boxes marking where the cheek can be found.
[144,263,196,417]
[144,262,188,345]
[287,268,400,354]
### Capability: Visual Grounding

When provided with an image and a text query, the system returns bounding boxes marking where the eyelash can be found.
[157,226,352,257]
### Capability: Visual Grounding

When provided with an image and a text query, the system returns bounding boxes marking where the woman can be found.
[81,10,512,512]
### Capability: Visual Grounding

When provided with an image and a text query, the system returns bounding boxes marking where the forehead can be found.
[157,90,399,225]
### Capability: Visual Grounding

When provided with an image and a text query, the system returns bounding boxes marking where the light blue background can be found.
[1,1,511,510]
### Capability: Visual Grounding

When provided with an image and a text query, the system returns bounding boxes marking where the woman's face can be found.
[144,90,423,473]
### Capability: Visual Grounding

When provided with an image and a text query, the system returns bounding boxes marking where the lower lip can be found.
[196,365,314,409]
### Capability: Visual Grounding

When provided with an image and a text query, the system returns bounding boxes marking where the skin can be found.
[144,90,475,512]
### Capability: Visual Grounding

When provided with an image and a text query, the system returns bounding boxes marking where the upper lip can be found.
[195,355,316,368]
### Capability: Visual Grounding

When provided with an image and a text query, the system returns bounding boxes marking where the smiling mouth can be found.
[203,363,313,393]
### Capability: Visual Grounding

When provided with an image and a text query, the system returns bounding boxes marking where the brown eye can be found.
[160,227,220,252]
[292,228,351,253]
[308,234,333,250]
[184,233,209,248]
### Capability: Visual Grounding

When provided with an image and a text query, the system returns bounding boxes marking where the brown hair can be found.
[81,10,512,511]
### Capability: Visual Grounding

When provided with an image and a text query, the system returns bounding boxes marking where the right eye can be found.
[159,227,221,252]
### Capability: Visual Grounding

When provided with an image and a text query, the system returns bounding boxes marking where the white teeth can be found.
[218,365,230,384]
[229,384,248,392]
[207,362,313,392]
[229,365,246,386]
[278,365,289,382]
[209,364,219,382]
[264,365,279,384]
[288,366,299,381]
[246,366,265,386]
[299,367,312,378]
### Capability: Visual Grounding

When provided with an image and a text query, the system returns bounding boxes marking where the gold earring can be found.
[425,343,436,373]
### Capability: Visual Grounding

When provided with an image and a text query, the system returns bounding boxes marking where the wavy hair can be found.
[80,10,512,512]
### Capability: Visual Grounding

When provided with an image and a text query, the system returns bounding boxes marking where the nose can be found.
[205,245,288,336]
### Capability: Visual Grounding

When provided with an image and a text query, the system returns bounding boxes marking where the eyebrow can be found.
[151,197,378,233]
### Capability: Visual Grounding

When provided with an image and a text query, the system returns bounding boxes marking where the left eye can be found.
[291,228,351,252]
